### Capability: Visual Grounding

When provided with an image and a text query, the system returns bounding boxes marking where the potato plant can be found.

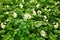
[0,0,60,40]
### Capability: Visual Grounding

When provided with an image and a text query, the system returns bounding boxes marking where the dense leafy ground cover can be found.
[0,0,60,40]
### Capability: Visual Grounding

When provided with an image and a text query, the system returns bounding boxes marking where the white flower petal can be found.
[23,14,31,19]
[40,30,46,37]
[19,4,23,8]
[54,23,58,29]
[1,23,6,29]
[13,12,17,18]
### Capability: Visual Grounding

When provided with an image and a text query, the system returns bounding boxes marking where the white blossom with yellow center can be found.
[54,23,58,29]
[1,23,6,29]
[40,30,46,37]
[13,12,17,18]
[23,14,32,20]
[37,10,42,14]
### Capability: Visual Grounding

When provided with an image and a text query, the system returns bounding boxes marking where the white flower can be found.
[22,0,24,3]
[55,2,59,5]
[6,5,9,8]
[19,4,23,8]
[37,10,42,14]
[53,22,56,24]
[46,20,48,22]
[23,14,31,20]
[44,15,47,19]
[40,30,46,37]
[32,9,36,15]
[6,12,9,14]
[30,0,35,2]
[55,3,57,5]
[36,4,40,8]
[48,9,51,11]
[54,23,58,29]
[1,23,6,29]
[13,12,17,18]
[44,7,47,11]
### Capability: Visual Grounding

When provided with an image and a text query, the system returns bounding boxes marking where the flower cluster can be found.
[0,0,60,40]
